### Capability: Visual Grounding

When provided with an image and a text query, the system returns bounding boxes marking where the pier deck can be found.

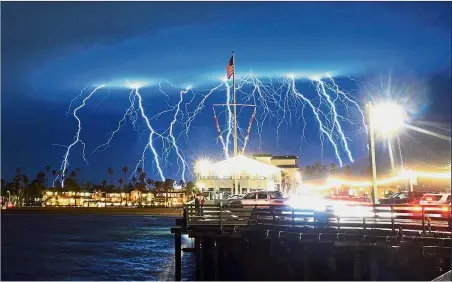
[172,204,451,280]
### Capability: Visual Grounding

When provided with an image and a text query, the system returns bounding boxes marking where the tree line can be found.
[1,165,196,206]
[300,162,352,176]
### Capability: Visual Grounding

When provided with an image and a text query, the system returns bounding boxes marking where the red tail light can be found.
[440,206,449,212]
[413,206,422,211]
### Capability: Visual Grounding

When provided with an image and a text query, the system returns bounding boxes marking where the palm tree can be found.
[15,168,23,205]
[122,166,128,185]
[131,177,137,188]
[281,171,291,194]
[63,169,69,187]
[71,171,77,182]
[22,175,29,205]
[118,178,124,207]
[101,179,108,207]
[85,181,93,192]
[345,165,351,177]
[108,168,114,186]
[75,168,81,184]
[281,171,287,193]
[51,170,57,187]
[147,178,154,190]
[45,165,50,188]
[305,165,312,175]
[330,163,336,176]
[313,162,322,173]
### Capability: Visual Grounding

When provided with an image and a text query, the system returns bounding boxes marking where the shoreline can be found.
[1,207,183,217]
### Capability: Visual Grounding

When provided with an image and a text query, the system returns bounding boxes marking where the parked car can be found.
[227,191,287,207]
[378,191,427,205]
[419,193,451,205]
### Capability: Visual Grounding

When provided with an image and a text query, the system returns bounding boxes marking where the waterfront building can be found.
[195,154,304,199]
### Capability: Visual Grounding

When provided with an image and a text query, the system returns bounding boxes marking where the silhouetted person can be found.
[195,197,200,216]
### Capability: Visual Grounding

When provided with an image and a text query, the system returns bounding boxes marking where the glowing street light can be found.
[369,103,406,136]
[366,102,406,205]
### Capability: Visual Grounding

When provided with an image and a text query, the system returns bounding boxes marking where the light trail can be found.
[403,123,451,141]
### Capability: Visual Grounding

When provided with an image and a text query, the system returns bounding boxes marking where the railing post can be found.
[272,206,276,224]
[175,231,182,281]
[313,211,317,229]
[449,207,452,230]
[219,202,223,232]
[213,240,219,281]
[390,206,395,232]
[422,205,426,235]
[292,207,295,228]
[363,218,366,230]
[184,206,188,228]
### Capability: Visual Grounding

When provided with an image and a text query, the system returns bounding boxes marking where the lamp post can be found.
[366,102,406,205]
[366,103,379,206]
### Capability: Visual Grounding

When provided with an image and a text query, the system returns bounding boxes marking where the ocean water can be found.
[1,214,195,281]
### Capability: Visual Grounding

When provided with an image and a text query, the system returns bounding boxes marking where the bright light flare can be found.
[370,103,406,136]
[195,159,212,173]
[287,194,327,212]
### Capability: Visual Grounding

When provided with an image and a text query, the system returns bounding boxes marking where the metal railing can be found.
[182,203,451,234]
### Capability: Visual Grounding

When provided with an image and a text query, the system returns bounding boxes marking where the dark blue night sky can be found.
[2,2,451,183]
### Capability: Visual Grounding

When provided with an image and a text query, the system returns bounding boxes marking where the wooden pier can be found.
[172,204,451,280]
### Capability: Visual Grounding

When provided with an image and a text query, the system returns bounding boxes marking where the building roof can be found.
[253,154,273,157]
[200,155,281,176]
[276,164,299,169]
[272,155,298,160]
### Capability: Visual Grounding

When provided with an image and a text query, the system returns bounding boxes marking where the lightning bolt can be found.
[286,77,344,166]
[57,71,366,182]
[312,78,354,162]
[166,87,190,182]
[90,89,138,155]
[324,73,368,134]
[133,86,166,181]
[55,85,104,186]
[183,81,225,136]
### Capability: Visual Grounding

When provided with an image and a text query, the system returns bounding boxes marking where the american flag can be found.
[226,55,234,79]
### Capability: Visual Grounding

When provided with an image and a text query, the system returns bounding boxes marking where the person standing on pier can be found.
[195,195,200,216]
[199,193,205,216]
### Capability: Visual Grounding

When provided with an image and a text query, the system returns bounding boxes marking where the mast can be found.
[232,51,238,195]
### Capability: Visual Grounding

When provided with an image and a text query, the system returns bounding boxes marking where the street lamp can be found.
[366,102,406,205]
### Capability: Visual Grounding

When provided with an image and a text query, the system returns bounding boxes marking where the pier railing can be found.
[182,203,451,234]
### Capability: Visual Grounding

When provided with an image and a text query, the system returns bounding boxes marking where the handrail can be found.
[181,203,451,235]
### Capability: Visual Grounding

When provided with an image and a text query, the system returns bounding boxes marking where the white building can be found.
[195,155,282,198]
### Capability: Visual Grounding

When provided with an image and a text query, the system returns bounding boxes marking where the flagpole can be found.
[232,51,238,195]
[232,51,238,158]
